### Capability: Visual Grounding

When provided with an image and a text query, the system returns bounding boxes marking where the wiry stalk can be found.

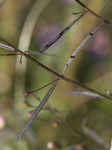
[16,83,56,141]
[40,13,85,53]
[26,79,58,95]
[63,23,104,72]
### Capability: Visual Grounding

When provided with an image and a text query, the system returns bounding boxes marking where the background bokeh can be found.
[0,0,112,149]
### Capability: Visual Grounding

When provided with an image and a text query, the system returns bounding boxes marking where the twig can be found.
[16,83,56,141]
[75,0,111,24]
[40,13,85,53]
[63,23,104,72]
[26,79,58,95]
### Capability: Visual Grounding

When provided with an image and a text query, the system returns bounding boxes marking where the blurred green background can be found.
[0,0,112,149]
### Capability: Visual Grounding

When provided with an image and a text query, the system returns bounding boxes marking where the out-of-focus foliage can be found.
[0,0,112,149]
